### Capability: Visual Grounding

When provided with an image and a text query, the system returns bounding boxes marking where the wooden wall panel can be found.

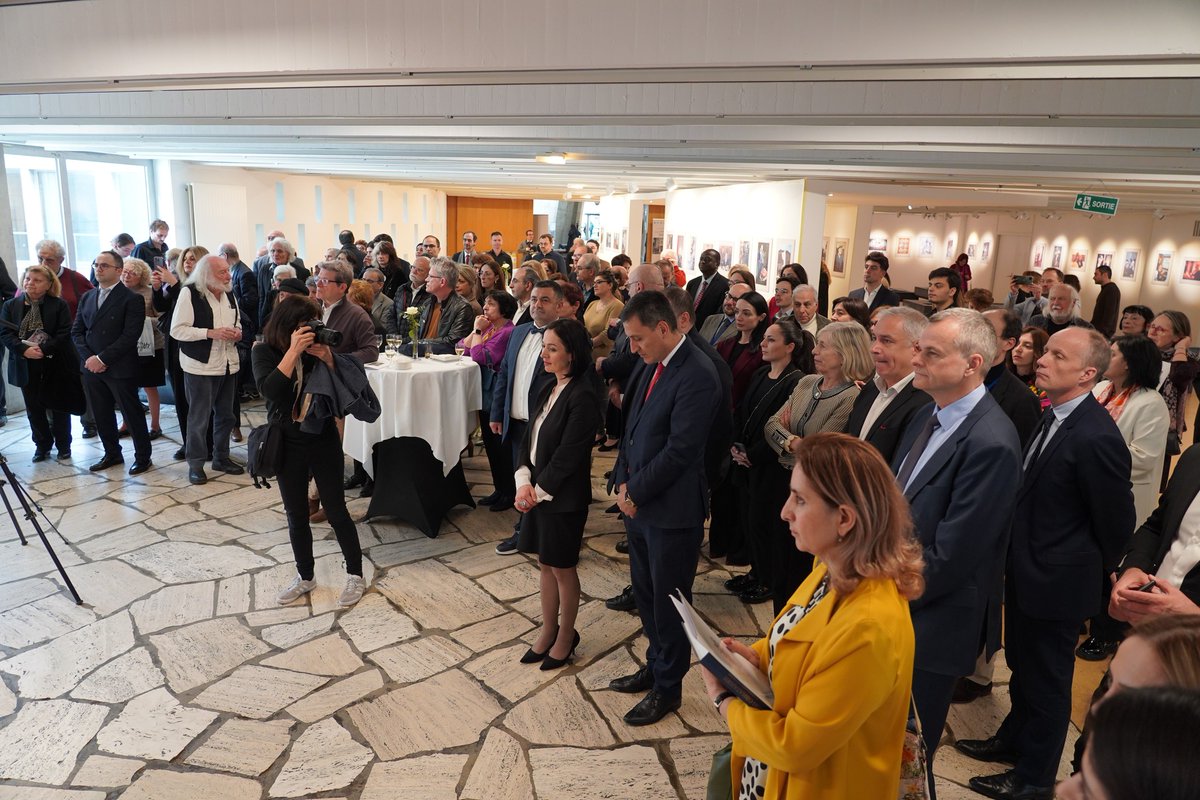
[446,197,534,256]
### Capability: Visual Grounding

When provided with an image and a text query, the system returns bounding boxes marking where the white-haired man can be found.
[1030,283,1094,336]
[254,234,309,327]
[170,254,244,485]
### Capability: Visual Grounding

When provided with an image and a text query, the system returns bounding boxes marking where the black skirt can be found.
[517,505,588,568]
[136,348,166,388]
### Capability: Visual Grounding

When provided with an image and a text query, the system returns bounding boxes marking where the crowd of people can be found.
[4,223,1200,799]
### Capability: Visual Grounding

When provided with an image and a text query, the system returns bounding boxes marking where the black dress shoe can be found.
[173,447,187,461]
[211,459,245,475]
[738,582,773,604]
[478,491,500,506]
[1075,635,1119,661]
[540,630,580,671]
[81,426,98,439]
[955,736,1019,765]
[188,467,209,485]
[598,441,618,452]
[724,573,755,592]
[623,690,681,726]
[88,455,124,471]
[128,461,153,476]
[952,677,994,704]
[489,496,514,512]
[967,770,1053,800]
[359,479,374,498]
[32,450,51,463]
[344,473,366,490]
[56,450,72,461]
[606,503,620,514]
[615,538,629,554]
[605,585,636,612]
[609,666,655,694]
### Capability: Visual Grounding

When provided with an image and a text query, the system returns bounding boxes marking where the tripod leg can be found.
[0,459,82,604]
[0,478,28,546]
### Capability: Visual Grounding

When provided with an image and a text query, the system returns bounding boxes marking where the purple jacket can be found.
[463,320,514,372]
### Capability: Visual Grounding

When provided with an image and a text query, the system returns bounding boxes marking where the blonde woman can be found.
[119,258,164,438]
[703,433,923,800]
[762,321,873,612]
[455,263,483,316]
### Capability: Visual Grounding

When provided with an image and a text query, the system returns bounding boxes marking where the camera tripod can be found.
[0,452,82,604]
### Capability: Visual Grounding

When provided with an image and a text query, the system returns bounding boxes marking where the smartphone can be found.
[732,442,747,456]
[1134,578,1157,592]
[153,256,166,269]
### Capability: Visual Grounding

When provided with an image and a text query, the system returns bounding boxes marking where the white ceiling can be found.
[1,0,1199,210]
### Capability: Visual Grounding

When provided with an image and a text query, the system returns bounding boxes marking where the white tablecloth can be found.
[344,357,483,477]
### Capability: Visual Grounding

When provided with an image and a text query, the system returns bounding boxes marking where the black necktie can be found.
[1025,410,1056,469]
[896,411,941,488]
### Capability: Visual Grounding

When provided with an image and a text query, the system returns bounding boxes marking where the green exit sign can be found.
[1074,193,1119,216]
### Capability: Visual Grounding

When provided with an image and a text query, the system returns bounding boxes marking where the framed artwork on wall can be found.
[1070,250,1088,271]
[738,241,751,267]
[1122,250,1139,281]
[946,239,956,260]
[1052,245,1063,270]
[822,237,829,266]
[1033,243,1045,269]
[981,241,991,262]
[897,237,911,256]
[833,238,848,275]
[967,244,976,259]
[919,237,934,257]
[665,233,674,252]
[620,228,628,254]
[1183,260,1200,282]
[685,236,697,274]
[868,236,888,252]
[756,241,771,284]
[718,241,734,268]
[774,239,796,273]
[1154,252,1173,283]
[1096,252,1113,270]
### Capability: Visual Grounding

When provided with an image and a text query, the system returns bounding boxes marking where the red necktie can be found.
[693,279,708,310]
[644,363,665,401]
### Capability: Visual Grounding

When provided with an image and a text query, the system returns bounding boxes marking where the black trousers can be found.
[166,340,190,442]
[706,474,742,559]
[626,517,703,700]
[505,418,528,534]
[480,408,514,500]
[912,668,957,800]
[276,423,362,580]
[83,370,150,463]
[22,383,71,454]
[996,602,1081,787]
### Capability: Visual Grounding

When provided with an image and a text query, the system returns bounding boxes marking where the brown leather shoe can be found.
[309,507,328,523]
[307,497,320,517]
[230,427,244,443]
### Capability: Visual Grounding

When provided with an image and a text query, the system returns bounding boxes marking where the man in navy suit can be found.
[489,280,563,546]
[608,291,721,726]
[848,251,901,311]
[959,327,1134,800]
[70,250,153,475]
[845,306,930,463]
[891,308,1022,799]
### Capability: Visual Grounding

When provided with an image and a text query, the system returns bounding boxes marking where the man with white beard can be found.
[170,254,245,485]
[1029,283,1093,336]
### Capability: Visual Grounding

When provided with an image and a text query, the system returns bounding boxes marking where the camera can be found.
[1012,275,1033,286]
[303,320,343,347]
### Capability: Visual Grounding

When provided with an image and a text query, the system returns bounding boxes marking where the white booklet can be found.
[671,589,774,710]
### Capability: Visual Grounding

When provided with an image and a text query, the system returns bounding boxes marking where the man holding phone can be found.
[131,219,169,266]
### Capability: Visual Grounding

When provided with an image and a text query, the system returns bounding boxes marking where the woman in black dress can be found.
[0,265,76,461]
[252,295,368,609]
[515,318,602,670]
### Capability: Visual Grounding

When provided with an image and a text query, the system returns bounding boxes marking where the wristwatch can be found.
[713,690,735,710]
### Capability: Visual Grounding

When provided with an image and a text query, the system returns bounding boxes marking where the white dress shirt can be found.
[510,326,545,422]
[515,378,569,501]
[862,285,880,307]
[1023,391,1089,469]
[169,285,241,376]
[858,372,916,440]
[1157,491,1200,586]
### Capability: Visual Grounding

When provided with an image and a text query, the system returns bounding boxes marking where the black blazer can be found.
[893,392,1023,674]
[988,367,1042,447]
[686,272,730,327]
[1121,443,1200,604]
[519,376,603,513]
[0,295,74,387]
[689,329,735,487]
[849,285,901,311]
[844,378,931,464]
[611,335,722,527]
[70,283,145,380]
[1009,395,1135,621]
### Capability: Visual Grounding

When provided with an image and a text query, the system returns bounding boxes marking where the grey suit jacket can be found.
[697,312,738,345]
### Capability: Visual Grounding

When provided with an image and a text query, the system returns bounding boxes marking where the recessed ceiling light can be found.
[567,183,585,190]
[536,152,567,165]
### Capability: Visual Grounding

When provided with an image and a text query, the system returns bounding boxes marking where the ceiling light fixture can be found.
[1153,209,1166,220]
[536,152,567,165]
[665,178,678,192]
[567,183,584,190]
[906,204,913,211]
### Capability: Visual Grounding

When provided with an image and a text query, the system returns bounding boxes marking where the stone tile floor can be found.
[0,406,1089,799]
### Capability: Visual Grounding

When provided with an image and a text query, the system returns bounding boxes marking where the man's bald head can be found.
[627,263,665,296]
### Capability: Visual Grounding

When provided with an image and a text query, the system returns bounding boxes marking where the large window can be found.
[4,148,151,270]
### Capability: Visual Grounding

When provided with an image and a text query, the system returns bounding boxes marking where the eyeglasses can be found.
[364,277,383,284]
[91,260,117,270]
[315,277,342,286]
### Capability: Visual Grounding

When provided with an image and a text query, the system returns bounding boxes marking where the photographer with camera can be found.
[170,253,246,485]
[313,261,379,365]
[253,295,373,608]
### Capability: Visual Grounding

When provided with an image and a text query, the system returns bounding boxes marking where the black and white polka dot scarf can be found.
[738,574,830,800]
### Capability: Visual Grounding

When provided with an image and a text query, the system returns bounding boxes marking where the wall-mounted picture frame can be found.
[945,239,956,261]
[1154,252,1173,283]
[1052,245,1064,270]
[665,233,674,252]
[868,236,888,252]
[718,242,734,268]
[684,236,697,274]
[756,241,771,284]
[620,228,628,254]
[738,240,751,267]
[981,241,991,262]
[1033,242,1045,269]
[918,237,934,257]
[967,244,976,259]
[774,239,796,273]
[897,237,911,256]
[1070,250,1088,272]
[1096,252,1113,270]
[1183,260,1200,283]
[822,237,829,266]
[1122,250,1139,281]
[833,238,848,275]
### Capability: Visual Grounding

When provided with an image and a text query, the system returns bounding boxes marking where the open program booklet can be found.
[671,590,774,710]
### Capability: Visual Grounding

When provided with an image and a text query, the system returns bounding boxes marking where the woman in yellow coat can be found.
[702,432,925,800]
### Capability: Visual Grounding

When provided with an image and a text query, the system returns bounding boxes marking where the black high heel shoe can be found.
[520,629,559,664]
[540,630,580,671]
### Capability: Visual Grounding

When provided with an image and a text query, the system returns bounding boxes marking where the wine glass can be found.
[454,344,466,359]
[374,335,384,361]
[385,335,402,360]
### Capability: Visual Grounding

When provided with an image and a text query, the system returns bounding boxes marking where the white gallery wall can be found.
[165,163,447,264]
